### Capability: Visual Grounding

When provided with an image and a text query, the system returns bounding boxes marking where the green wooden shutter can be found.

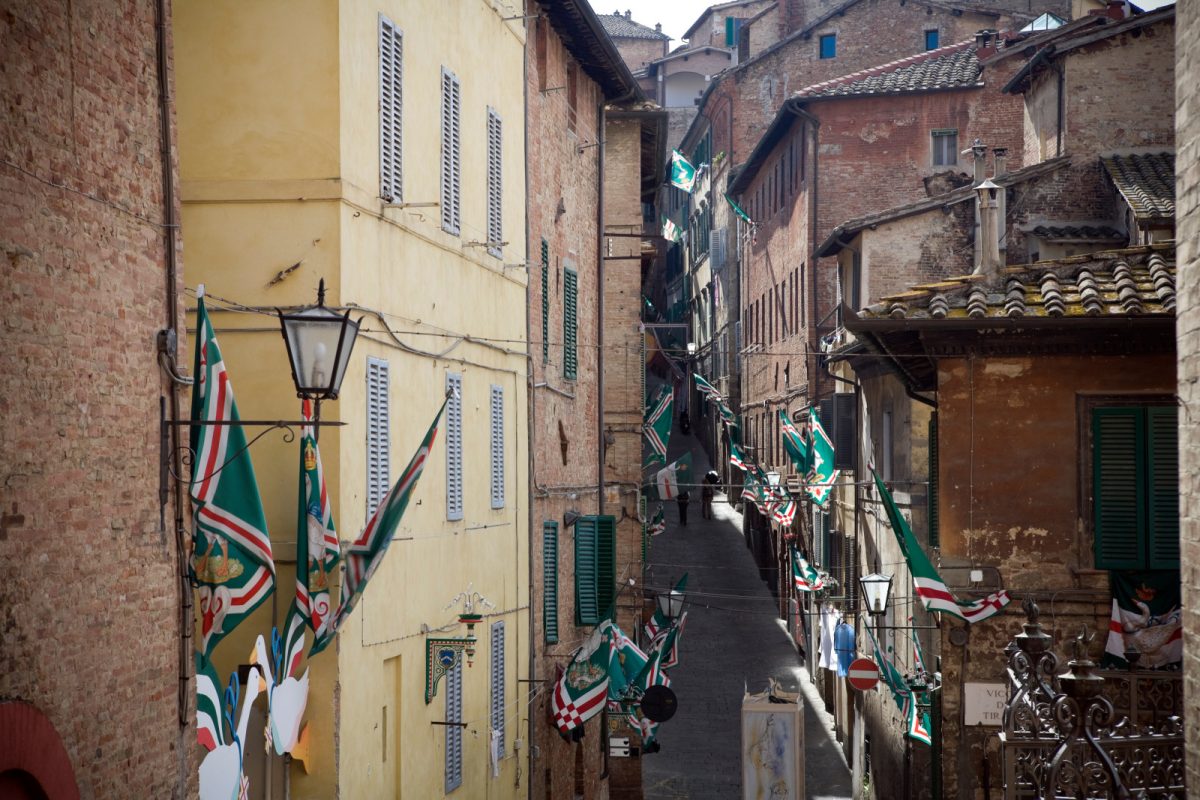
[543,521,559,643]
[575,516,599,624]
[1147,405,1179,569]
[541,239,549,363]
[928,413,939,548]
[1093,407,1144,569]
[563,268,578,379]
[596,515,616,618]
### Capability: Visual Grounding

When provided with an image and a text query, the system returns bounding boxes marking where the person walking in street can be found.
[676,490,690,526]
[701,484,713,519]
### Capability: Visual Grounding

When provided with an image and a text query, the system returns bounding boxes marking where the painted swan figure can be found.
[252,631,311,762]
[198,657,266,800]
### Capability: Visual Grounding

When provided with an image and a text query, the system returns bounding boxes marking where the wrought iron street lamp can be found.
[859,571,893,618]
[277,279,361,402]
[657,588,686,623]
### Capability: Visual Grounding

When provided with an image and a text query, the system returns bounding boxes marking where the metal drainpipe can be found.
[523,22,536,800]
[596,98,606,517]
[154,0,189,744]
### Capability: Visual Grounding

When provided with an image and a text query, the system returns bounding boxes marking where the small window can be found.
[444,661,463,792]
[446,372,463,521]
[543,521,559,642]
[574,515,616,625]
[931,129,958,167]
[490,385,505,509]
[819,33,836,59]
[440,67,462,235]
[563,268,578,379]
[366,357,391,516]
[490,621,506,758]
[379,16,403,202]
[566,62,578,133]
[925,29,940,50]
[486,109,503,258]
[541,239,550,363]
[725,16,743,47]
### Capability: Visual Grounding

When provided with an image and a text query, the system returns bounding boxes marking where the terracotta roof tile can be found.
[1101,152,1175,222]
[795,41,981,99]
[860,245,1176,321]
[597,13,669,40]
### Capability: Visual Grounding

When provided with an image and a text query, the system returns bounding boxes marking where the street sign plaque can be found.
[847,657,879,691]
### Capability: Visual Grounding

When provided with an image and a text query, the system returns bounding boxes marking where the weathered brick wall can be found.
[526,12,607,799]
[0,0,189,797]
[610,36,666,74]
[1175,0,1200,790]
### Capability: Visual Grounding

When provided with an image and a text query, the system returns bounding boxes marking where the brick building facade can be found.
[0,0,191,797]
[1174,0,1199,790]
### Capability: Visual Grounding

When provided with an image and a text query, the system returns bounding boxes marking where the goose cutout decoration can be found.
[253,621,313,770]
[197,652,266,800]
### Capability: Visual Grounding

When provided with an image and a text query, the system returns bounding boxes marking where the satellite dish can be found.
[640,685,678,723]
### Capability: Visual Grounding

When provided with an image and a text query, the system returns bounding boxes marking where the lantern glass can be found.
[859,572,893,618]
[279,303,359,400]
[657,589,685,621]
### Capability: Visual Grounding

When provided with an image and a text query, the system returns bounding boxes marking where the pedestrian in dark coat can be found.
[676,491,690,526]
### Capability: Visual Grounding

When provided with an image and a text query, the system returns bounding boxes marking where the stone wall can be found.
[0,0,189,796]
[1174,0,1199,790]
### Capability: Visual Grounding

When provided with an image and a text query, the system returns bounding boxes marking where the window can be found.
[925,29,940,50]
[543,521,559,642]
[440,67,462,234]
[566,62,578,133]
[490,385,505,509]
[379,16,403,202]
[725,16,743,47]
[819,33,836,59]
[446,372,463,520]
[366,357,391,516]
[574,515,616,625]
[932,129,958,167]
[1091,404,1179,570]
[486,108,503,258]
[541,239,550,362]
[444,660,463,792]
[563,268,578,379]
[490,621,506,758]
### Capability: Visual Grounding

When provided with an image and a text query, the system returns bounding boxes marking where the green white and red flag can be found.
[648,611,687,670]
[655,452,693,501]
[694,373,723,403]
[551,626,611,735]
[661,215,683,244]
[772,496,798,527]
[648,504,666,537]
[643,385,673,464]
[195,652,227,751]
[644,573,688,641]
[872,470,1010,623]
[866,625,931,746]
[310,394,450,655]
[290,399,339,657]
[602,620,648,702]
[670,149,697,193]
[189,288,275,659]
[792,549,825,592]
[730,443,750,472]
[779,409,810,475]
[805,410,840,508]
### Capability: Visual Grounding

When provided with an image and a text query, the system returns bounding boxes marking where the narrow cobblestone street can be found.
[642,432,854,800]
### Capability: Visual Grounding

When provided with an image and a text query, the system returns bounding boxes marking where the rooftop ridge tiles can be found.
[793,39,977,98]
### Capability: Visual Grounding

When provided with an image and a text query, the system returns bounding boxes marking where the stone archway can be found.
[0,702,79,800]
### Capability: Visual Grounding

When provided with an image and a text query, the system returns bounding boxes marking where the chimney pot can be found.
[974,28,998,59]
[972,139,987,184]
[993,147,1008,178]
[626,9,632,19]
[655,22,662,32]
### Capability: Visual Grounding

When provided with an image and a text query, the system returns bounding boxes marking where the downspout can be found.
[597,97,607,516]
[802,104,820,404]
[523,17,536,800]
[1055,60,1064,158]
[153,3,192,796]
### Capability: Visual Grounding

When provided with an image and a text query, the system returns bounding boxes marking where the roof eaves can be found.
[546,0,643,101]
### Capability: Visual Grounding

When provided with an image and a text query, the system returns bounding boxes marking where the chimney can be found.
[1103,1,1127,20]
[974,29,997,59]
[975,179,1002,276]
[971,139,987,184]
[655,23,662,32]
[625,9,632,19]
[993,148,1008,254]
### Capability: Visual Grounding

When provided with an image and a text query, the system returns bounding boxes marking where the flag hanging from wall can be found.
[654,452,693,501]
[643,385,674,464]
[289,399,340,650]
[724,192,754,226]
[661,216,682,243]
[310,393,450,655]
[872,471,1011,624]
[866,625,932,746]
[805,409,840,508]
[792,549,826,592]
[648,504,666,537]
[551,626,611,736]
[670,149,697,193]
[779,409,811,476]
[645,573,688,641]
[729,443,750,472]
[1103,570,1182,669]
[189,287,275,659]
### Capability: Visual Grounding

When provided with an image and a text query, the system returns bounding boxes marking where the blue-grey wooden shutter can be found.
[563,268,578,379]
[574,517,599,625]
[1147,405,1179,569]
[486,108,503,258]
[444,660,463,792]
[446,372,463,520]
[541,240,550,362]
[366,357,391,517]
[490,620,506,757]
[490,384,504,509]
[543,521,559,642]
[379,15,402,202]
[440,67,461,235]
[1093,407,1143,569]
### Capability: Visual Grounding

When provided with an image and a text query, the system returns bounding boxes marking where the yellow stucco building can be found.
[175,1,529,796]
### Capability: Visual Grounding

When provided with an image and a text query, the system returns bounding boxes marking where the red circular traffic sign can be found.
[847,657,879,691]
